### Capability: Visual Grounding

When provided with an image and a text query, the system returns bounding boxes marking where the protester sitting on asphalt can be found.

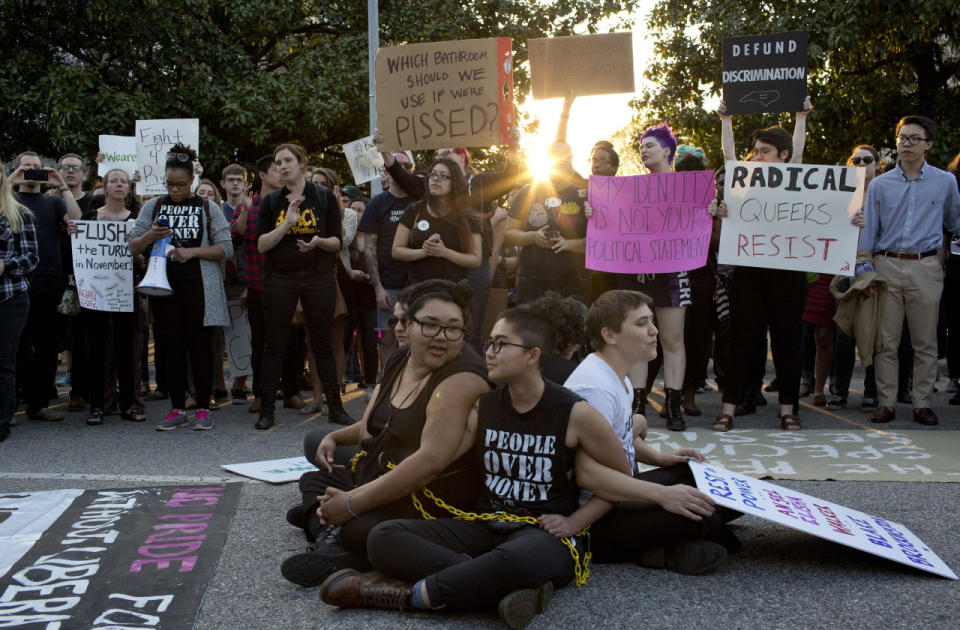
[279,279,491,589]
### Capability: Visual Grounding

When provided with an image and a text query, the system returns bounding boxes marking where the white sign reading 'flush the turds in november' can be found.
[718,160,864,275]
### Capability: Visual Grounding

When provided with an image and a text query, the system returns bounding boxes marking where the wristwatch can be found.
[58,185,69,193]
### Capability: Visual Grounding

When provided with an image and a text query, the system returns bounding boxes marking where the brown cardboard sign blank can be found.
[528,33,634,99]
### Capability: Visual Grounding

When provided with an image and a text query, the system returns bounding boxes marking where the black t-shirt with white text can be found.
[256,181,341,275]
[356,190,411,289]
[155,195,205,280]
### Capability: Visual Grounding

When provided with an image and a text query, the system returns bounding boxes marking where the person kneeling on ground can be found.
[318,303,718,629]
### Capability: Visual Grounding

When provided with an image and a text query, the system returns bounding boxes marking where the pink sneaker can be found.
[156,409,188,431]
[194,409,214,431]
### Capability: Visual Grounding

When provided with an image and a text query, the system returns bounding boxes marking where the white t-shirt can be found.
[564,353,635,468]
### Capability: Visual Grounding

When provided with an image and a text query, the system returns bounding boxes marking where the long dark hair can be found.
[424,157,474,256]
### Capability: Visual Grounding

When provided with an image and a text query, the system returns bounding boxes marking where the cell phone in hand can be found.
[545,230,561,243]
[25,168,48,182]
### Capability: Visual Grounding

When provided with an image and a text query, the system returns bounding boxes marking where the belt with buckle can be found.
[879,250,937,260]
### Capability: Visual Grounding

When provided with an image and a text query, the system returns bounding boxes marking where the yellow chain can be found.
[350,450,367,474]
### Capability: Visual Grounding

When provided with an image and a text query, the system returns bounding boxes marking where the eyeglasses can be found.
[851,156,875,166]
[388,316,406,328]
[60,165,83,172]
[896,135,928,146]
[483,338,534,354]
[165,180,191,190]
[410,316,465,340]
[428,172,451,181]
[166,152,191,162]
[224,176,245,184]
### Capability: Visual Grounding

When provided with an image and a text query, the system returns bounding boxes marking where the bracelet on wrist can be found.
[345,493,358,518]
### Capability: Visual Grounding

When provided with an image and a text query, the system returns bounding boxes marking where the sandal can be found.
[711,414,733,432]
[299,401,327,415]
[780,414,803,431]
[121,407,147,422]
[87,408,104,426]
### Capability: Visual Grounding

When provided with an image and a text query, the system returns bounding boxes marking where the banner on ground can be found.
[528,32,635,99]
[70,219,135,312]
[221,456,318,484]
[718,160,863,274]
[722,31,808,114]
[98,135,138,177]
[225,298,252,379]
[376,38,513,151]
[135,118,200,195]
[689,461,957,579]
[343,135,385,185]
[0,485,242,627]
[586,171,715,273]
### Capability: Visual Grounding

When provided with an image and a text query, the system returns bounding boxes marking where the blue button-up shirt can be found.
[859,160,960,254]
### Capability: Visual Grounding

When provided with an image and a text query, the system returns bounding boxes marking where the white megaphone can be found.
[137,216,174,297]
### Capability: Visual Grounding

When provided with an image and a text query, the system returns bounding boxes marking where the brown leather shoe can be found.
[913,408,939,426]
[319,569,411,609]
[870,406,895,423]
[248,398,261,414]
[779,414,803,431]
[711,414,733,432]
[284,395,306,410]
[68,396,87,412]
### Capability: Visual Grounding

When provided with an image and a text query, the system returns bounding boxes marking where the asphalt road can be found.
[2,374,958,629]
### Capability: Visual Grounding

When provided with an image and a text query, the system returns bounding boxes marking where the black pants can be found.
[723,267,807,406]
[68,309,90,402]
[833,324,912,398]
[150,275,214,409]
[343,309,378,386]
[368,519,574,610]
[1,292,29,438]
[248,287,307,399]
[261,269,340,411]
[17,276,65,413]
[84,309,136,411]
[943,259,960,378]
[683,268,716,390]
[590,463,726,562]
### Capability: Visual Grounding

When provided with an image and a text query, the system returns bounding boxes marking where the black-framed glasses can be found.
[428,171,451,181]
[410,316,465,340]
[60,164,83,172]
[166,152,191,162]
[224,176,245,184]
[483,338,534,354]
[851,156,875,166]
[388,316,406,329]
[896,135,928,146]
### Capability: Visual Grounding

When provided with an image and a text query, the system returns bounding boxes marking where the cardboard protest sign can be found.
[376,38,513,151]
[343,135,385,185]
[70,219,135,312]
[225,298,252,379]
[718,160,863,274]
[528,32,634,99]
[98,135,137,176]
[722,31,807,114]
[221,456,318,484]
[135,118,200,195]
[586,172,715,273]
[689,461,957,579]
[0,485,242,627]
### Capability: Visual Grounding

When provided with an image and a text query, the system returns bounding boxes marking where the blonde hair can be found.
[0,167,31,234]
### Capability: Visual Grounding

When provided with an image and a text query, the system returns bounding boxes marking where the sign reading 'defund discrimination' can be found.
[722,31,807,114]
[528,32,635,99]
[689,461,957,579]
[376,38,513,151]
[718,161,863,275]
[586,172,715,274]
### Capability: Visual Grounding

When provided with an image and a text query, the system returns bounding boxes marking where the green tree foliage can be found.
[0,0,636,178]
[633,1,960,168]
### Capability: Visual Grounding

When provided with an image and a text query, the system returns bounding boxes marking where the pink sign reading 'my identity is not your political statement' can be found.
[586,171,715,274]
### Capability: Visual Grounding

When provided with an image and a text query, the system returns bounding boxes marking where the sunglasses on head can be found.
[166,152,191,163]
[851,156,875,166]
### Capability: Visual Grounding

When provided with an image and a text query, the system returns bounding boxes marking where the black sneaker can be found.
[281,546,371,587]
[329,406,357,426]
[498,581,553,630]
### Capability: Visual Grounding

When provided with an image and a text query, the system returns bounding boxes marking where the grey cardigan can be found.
[132,196,233,327]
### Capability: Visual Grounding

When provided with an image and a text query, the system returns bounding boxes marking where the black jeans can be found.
[1,292,30,438]
[247,287,305,399]
[833,324,912,399]
[261,269,341,411]
[723,268,807,406]
[150,275,214,410]
[943,259,960,378]
[683,268,716,390]
[17,276,65,413]
[368,519,574,610]
[84,309,135,411]
[590,463,726,562]
[68,309,90,402]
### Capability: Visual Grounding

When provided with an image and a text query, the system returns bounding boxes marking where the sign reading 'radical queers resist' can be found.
[718,161,864,275]
[376,38,514,151]
[586,172,715,274]
[722,31,807,114]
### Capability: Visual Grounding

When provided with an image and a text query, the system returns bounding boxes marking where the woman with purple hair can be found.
[616,122,690,431]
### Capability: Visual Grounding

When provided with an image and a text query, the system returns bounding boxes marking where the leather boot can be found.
[329,405,357,426]
[319,569,412,609]
[662,388,685,431]
[632,388,647,417]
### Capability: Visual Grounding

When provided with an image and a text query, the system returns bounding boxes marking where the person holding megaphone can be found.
[130,144,233,431]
